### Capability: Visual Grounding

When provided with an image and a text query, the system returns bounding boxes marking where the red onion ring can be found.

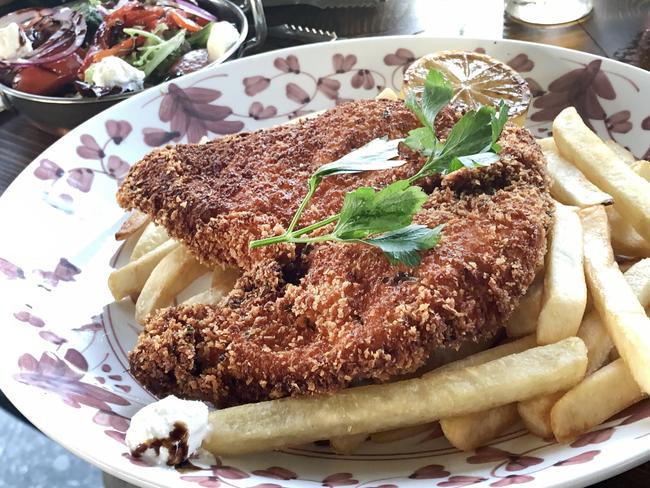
[162,0,217,22]
[0,7,87,67]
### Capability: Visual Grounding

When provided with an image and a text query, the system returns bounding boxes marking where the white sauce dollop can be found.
[125,395,210,466]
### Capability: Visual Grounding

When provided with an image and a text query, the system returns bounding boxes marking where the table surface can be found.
[1,0,650,486]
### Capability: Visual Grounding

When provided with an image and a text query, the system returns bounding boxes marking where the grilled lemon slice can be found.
[403,50,531,126]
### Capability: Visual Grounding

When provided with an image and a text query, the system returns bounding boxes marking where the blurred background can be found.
[0,0,649,486]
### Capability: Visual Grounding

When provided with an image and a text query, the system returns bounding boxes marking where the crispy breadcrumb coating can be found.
[121,100,553,407]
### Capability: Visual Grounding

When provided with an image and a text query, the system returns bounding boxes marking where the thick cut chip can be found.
[580,206,650,394]
[203,338,586,455]
[538,138,612,207]
[536,202,587,345]
[554,107,650,243]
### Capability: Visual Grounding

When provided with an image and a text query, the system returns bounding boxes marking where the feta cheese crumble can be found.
[0,22,33,60]
[207,21,239,62]
[125,395,210,466]
[85,56,145,92]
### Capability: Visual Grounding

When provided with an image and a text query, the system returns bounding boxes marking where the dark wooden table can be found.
[1,0,650,486]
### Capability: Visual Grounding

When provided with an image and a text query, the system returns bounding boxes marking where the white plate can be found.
[1,36,650,488]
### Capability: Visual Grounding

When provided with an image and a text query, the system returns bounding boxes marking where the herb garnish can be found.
[250,69,509,266]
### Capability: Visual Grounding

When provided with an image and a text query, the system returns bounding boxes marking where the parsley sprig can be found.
[250,69,509,266]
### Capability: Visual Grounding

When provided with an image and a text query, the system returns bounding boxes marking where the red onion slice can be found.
[162,0,217,22]
[0,7,87,67]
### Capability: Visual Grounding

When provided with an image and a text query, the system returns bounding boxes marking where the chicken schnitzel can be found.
[119,99,553,407]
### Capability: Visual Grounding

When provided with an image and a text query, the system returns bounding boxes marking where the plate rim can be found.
[1,34,650,488]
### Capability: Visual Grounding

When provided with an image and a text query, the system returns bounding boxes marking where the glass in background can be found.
[506,0,593,25]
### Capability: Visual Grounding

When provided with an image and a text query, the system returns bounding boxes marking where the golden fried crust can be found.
[127,106,553,407]
[117,99,425,270]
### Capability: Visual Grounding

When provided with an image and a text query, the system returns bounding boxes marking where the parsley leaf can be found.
[311,137,405,181]
[364,224,444,267]
[404,127,436,156]
[250,67,512,267]
[333,180,428,239]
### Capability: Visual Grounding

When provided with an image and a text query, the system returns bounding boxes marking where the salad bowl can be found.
[0,0,265,134]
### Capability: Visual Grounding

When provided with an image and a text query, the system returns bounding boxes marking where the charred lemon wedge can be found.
[403,50,531,126]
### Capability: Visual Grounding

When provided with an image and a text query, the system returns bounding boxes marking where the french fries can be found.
[539,138,613,207]
[517,258,650,438]
[517,392,564,439]
[440,404,519,451]
[203,338,587,455]
[536,202,587,345]
[604,139,636,165]
[580,206,650,394]
[632,160,650,180]
[370,423,436,443]
[115,210,150,241]
[130,223,170,262]
[431,334,537,374]
[376,87,399,101]
[606,206,650,258]
[550,359,645,443]
[506,274,543,338]
[580,258,650,374]
[183,287,226,306]
[330,433,367,455]
[108,240,179,300]
[135,246,208,323]
[554,107,650,242]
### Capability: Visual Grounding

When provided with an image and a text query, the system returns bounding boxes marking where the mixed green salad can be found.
[0,0,240,97]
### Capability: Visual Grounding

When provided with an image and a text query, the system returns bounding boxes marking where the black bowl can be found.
[0,0,251,135]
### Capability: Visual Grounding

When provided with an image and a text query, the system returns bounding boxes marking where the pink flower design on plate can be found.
[605,110,632,133]
[322,473,358,487]
[274,55,300,73]
[181,475,221,487]
[142,128,181,147]
[105,120,132,145]
[213,466,249,479]
[15,352,130,410]
[39,330,67,346]
[367,484,397,488]
[244,75,271,96]
[530,59,615,129]
[158,84,244,143]
[76,134,105,160]
[409,464,450,479]
[67,168,94,192]
[286,82,310,104]
[333,53,357,73]
[14,311,44,327]
[317,77,341,100]
[107,155,130,180]
[466,447,543,471]
[249,101,278,120]
[383,48,416,72]
[642,115,650,130]
[570,427,614,447]
[507,54,534,73]
[34,159,64,181]
[38,258,80,286]
[554,450,600,466]
[351,69,375,90]
[251,467,297,480]
[438,475,488,487]
[490,475,534,486]
[64,348,88,371]
[0,257,24,279]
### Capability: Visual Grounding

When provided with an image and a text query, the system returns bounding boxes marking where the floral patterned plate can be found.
[1,36,650,488]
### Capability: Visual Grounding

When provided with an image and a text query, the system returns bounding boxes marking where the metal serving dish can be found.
[0,0,266,135]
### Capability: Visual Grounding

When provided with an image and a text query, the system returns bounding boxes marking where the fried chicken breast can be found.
[119,99,553,407]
